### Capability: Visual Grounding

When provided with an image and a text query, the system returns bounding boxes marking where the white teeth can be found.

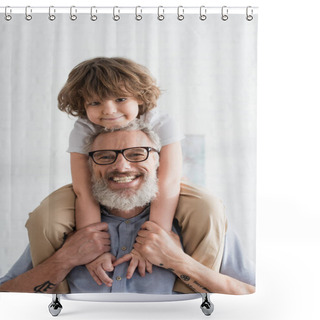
[112,176,136,183]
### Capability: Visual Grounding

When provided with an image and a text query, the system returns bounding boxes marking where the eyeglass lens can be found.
[93,147,148,164]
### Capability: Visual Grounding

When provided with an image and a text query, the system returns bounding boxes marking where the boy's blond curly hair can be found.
[58,57,161,118]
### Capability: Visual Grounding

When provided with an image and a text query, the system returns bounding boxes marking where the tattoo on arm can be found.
[180,274,190,281]
[158,263,175,273]
[193,281,210,293]
[34,281,56,293]
[179,275,210,293]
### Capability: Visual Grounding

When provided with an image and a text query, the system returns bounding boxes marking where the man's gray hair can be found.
[85,119,161,153]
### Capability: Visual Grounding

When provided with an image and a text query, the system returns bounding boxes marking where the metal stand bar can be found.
[48,294,63,317]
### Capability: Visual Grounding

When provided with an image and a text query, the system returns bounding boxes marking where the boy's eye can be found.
[88,101,100,106]
[115,98,127,102]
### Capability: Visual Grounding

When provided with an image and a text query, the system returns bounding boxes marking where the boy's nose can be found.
[102,100,117,114]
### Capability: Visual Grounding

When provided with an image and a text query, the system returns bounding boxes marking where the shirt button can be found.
[121,246,127,251]
[116,276,122,281]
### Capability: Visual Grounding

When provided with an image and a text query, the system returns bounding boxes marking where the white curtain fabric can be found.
[0,13,257,274]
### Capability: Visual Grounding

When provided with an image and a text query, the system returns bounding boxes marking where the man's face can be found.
[90,130,159,212]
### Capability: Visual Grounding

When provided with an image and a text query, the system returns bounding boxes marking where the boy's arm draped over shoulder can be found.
[70,152,101,229]
[149,141,182,231]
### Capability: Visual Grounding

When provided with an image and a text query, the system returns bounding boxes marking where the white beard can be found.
[91,172,158,212]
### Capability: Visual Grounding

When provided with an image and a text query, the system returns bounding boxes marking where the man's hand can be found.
[86,253,116,286]
[132,221,184,270]
[58,222,111,270]
[0,222,111,294]
[113,249,153,279]
[132,221,255,295]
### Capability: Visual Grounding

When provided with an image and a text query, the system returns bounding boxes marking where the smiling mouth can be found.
[101,116,124,121]
[109,174,141,184]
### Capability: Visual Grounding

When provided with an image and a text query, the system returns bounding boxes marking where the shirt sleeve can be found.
[0,245,33,286]
[220,228,256,286]
[67,118,99,154]
[143,109,185,147]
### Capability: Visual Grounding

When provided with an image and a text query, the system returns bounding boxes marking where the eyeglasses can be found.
[88,147,160,165]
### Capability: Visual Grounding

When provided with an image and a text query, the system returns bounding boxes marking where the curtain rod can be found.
[0,6,258,15]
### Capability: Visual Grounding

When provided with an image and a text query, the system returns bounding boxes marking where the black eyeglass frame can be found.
[88,146,160,165]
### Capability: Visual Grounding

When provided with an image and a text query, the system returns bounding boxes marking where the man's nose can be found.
[112,153,132,171]
[102,100,117,114]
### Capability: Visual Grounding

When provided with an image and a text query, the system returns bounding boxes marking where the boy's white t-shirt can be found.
[67,108,184,154]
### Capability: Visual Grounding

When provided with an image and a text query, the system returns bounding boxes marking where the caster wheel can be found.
[200,293,214,316]
[200,300,214,316]
[48,295,63,317]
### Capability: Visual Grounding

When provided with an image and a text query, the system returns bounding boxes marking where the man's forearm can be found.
[170,254,255,295]
[0,250,72,293]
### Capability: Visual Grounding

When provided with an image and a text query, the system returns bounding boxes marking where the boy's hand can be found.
[113,249,153,279]
[86,253,116,287]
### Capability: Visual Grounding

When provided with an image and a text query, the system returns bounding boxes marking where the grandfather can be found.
[0,121,254,295]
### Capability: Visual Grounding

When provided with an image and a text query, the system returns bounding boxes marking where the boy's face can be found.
[85,94,141,128]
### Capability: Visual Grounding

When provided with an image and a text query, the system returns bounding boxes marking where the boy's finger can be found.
[113,253,132,267]
[96,265,113,287]
[102,255,115,272]
[146,261,153,274]
[88,269,102,286]
[127,259,139,279]
[138,259,146,277]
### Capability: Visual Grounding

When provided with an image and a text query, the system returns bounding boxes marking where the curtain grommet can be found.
[157,6,165,21]
[246,6,254,21]
[25,6,32,21]
[90,6,98,21]
[200,6,207,21]
[135,6,142,21]
[113,6,120,21]
[177,6,184,21]
[70,6,77,21]
[221,6,229,21]
[4,6,12,21]
[48,6,56,21]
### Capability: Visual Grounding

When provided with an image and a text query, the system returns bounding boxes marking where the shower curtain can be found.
[0,6,257,296]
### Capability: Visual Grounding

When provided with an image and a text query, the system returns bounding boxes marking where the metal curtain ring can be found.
[177,6,184,21]
[70,6,77,21]
[113,6,120,21]
[25,6,32,21]
[135,6,142,21]
[48,6,56,21]
[157,6,165,21]
[246,6,254,21]
[221,6,228,21]
[91,6,98,21]
[4,6,12,21]
[200,6,207,21]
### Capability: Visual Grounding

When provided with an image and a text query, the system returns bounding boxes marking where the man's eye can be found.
[126,150,146,160]
[99,155,114,160]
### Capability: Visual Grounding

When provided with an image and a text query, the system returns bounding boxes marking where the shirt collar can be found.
[100,204,150,223]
